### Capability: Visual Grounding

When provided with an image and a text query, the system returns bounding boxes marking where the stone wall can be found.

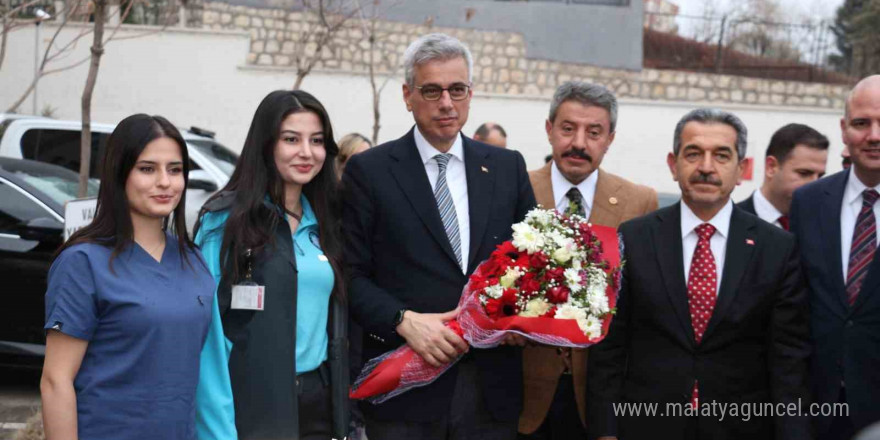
[193,1,849,109]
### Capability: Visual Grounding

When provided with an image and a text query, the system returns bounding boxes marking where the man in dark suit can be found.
[342,33,536,440]
[738,123,828,230]
[587,108,812,440]
[790,74,880,440]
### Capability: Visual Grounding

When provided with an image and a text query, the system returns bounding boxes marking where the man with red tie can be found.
[790,75,880,440]
[738,123,829,230]
[587,108,812,440]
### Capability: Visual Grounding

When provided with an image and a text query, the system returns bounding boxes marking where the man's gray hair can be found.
[673,108,748,160]
[403,33,473,88]
[549,81,618,132]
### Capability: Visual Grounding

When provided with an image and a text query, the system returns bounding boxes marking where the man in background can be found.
[474,122,508,148]
[738,123,828,230]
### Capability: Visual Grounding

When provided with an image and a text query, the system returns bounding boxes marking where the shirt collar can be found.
[680,199,733,240]
[550,161,599,211]
[266,193,318,229]
[752,189,783,222]
[844,169,880,207]
[414,125,464,165]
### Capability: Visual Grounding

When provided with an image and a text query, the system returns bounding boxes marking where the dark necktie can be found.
[846,189,879,305]
[687,223,717,409]
[565,187,585,217]
[777,215,790,231]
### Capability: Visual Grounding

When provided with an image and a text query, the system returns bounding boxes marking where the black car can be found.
[0,157,97,368]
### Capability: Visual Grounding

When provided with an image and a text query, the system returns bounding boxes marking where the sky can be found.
[666,0,846,63]
[672,0,844,21]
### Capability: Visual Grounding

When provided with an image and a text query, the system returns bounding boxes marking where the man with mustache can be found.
[343,33,535,440]
[520,81,658,440]
[738,123,829,230]
[790,75,880,440]
[587,108,811,440]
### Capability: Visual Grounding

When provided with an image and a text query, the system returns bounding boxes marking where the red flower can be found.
[529,252,550,270]
[545,267,565,283]
[485,298,505,319]
[543,306,557,318]
[546,285,570,304]
[486,288,519,319]
[496,241,519,258]
[480,257,505,277]
[469,273,489,292]
[519,273,542,294]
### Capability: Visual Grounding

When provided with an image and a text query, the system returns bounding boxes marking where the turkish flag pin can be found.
[481,166,489,173]
[746,238,755,245]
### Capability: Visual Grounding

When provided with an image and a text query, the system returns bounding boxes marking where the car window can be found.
[0,180,54,234]
[188,140,238,176]
[20,129,109,178]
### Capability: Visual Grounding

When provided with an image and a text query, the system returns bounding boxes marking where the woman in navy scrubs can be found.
[40,114,214,440]
[195,90,348,440]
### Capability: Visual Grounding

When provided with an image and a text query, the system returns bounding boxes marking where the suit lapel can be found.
[530,162,554,209]
[388,130,459,266]
[702,207,757,341]
[821,171,849,314]
[465,138,495,273]
[589,169,625,227]
[652,204,694,344]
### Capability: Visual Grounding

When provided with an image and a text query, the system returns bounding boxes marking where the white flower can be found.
[526,208,553,227]
[484,284,504,299]
[512,223,545,253]
[554,303,587,322]
[571,259,583,270]
[564,268,584,293]
[548,230,570,248]
[519,298,551,317]
[552,246,572,264]
[578,315,603,339]
[586,268,610,315]
[500,267,523,288]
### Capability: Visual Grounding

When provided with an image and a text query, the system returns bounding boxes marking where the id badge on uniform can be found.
[231,282,265,311]
[231,248,265,311]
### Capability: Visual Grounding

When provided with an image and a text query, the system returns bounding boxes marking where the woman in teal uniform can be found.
[195,90,348,440]
[40,114,214,440]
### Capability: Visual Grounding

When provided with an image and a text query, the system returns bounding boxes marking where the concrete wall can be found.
[0,23,847,202]
[196,2,848,109]
[211,0,644,71]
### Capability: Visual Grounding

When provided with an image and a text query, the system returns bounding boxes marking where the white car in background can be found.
[0,114,238,232]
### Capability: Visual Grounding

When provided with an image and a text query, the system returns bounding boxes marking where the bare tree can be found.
[1,0,45,70]
[289,0,359,90]
[77,0,108,197]
[4,0,170,113]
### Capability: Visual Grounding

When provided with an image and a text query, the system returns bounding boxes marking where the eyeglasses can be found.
[415,83,471,101]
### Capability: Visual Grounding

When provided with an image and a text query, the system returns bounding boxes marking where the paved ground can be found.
[0,368,41,440]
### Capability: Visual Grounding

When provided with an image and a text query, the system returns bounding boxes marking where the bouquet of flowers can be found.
[349,207,622,403]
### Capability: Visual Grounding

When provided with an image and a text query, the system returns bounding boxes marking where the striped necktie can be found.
[433,154,462,268]
[846,189,879,305]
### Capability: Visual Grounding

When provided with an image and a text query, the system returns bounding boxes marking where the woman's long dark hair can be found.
[198,90,345,302]
[56,114,196,267]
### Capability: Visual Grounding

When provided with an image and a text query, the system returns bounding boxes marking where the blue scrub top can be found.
[44,235,214,440]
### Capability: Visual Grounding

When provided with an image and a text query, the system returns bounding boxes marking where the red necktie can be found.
[778,215,790,231]
[687,223,717,409]
[846,189,879,305]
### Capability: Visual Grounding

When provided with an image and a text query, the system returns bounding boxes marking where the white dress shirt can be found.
[550,161,598,218]
[752,189,784,228]
[414,126,470,272]
[681,200,733,295]
[840,171,880,279]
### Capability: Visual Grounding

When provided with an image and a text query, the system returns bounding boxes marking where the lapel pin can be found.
[609,197,618,205]
[481,166,489,173]
[746,238,755,246]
